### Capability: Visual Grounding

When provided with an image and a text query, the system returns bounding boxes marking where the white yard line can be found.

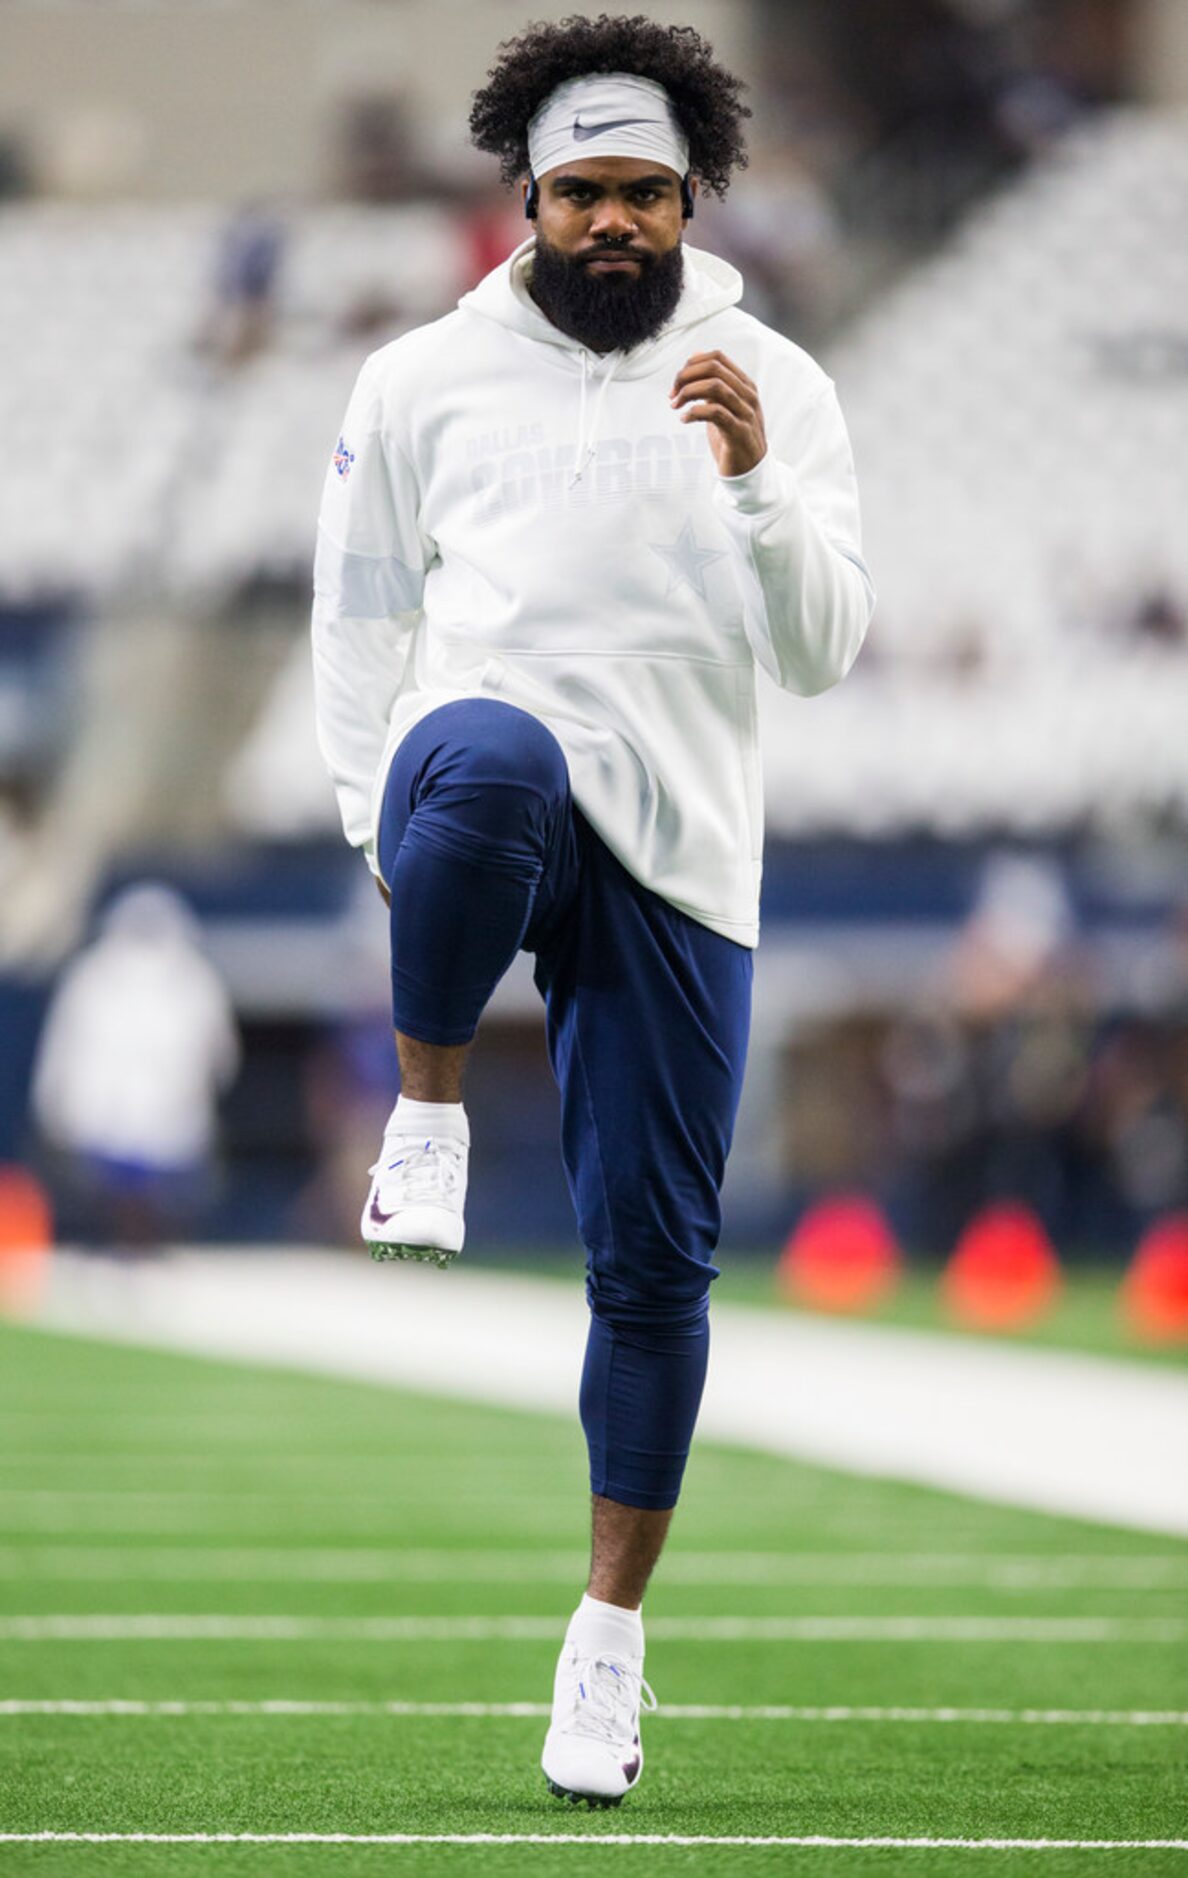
[2,1832,1186,1851]
[0,1546,1184,1587]
[1,1614,1184,1642]
[32,1248,1188,1536]
[2,1699,1186,1726]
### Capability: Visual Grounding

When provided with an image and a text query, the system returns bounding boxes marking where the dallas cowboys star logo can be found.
[649,519,728,600]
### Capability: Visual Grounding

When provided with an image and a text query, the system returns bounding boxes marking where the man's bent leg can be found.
[395,1034,467,1103]
[363,700,575,1262]
[379,699,574,1049]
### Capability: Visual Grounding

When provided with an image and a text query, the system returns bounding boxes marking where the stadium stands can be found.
[6,116,1182,841]
[0,202,467,600]
[762,110,1188,835]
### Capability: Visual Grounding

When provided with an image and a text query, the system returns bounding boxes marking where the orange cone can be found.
[778,1195,902,1313]
[1122,1215,1188,1344]
[0,1164,53,1321]
[941,1201,1061,1331]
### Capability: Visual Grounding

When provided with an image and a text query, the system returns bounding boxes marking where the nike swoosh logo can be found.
[572,115,660,141]
[369,1195,398,1227]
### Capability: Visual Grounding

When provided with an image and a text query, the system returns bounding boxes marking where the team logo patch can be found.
[333,437,355,480]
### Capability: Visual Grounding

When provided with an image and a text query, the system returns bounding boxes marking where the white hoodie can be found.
[312,239,873,946]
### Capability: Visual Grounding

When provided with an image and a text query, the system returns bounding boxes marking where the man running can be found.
[312,14,874,1808]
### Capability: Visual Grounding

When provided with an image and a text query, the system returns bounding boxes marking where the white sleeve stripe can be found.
[827,537,877,611]
[313,527,426,619]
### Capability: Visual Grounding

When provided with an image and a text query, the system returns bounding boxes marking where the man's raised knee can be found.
[447,702,570,806]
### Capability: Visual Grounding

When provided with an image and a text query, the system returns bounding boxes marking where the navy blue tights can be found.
[377,700,751,1510]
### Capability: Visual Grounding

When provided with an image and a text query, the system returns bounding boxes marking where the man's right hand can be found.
[376,878,391,908]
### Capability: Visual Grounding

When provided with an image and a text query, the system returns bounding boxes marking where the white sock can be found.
[567,1592,645,1662]
[390,1095,468,1140]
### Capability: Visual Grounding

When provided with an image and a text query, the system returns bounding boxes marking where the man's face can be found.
[524,154,695,353]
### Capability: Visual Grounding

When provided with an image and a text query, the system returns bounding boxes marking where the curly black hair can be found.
[469,14,750,200]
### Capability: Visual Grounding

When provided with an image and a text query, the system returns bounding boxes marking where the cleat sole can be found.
[545,1777,624,1810]
[368,1242,459,1270]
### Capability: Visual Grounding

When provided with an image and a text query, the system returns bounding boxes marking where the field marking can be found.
[2,1615,1186,1643]
[0,1503,574,1535]
[1,1547,1185,1588]
[0,1453,493,1466]
[2,1832,1186,1850]
[0,1486,568,1504]
[3,1700,1186,1726]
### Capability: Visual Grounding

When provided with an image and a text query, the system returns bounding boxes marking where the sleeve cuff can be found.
[713,451,787,517]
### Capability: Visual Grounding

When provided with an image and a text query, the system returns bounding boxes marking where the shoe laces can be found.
[562,1653,657,1748]
[368,1136,464,1205]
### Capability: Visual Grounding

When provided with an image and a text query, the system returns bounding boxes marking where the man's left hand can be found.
[670,351,767,479]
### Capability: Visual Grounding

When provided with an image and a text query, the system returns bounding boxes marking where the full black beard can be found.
[528,233,684,353]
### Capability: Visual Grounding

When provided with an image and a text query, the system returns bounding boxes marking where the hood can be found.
[458,236,743,378]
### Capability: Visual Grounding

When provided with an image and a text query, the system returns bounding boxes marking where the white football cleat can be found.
[361,1103,468,1268]
[542,1638,657,1808]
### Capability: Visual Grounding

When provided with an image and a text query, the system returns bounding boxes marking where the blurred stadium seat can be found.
[1,77,1186,1253]
[763,111,1188,836]
[4,117,1183,836]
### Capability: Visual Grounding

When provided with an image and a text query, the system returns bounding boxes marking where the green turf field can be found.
[0,1318,1185,1876]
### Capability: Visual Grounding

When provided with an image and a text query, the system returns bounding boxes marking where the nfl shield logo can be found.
[334,437,355,480]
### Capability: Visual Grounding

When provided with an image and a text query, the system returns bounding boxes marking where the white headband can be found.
[527,72,689,182]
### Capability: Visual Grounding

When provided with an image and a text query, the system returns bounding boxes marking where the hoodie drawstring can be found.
[571,349,622,487]
[574,351,590,485]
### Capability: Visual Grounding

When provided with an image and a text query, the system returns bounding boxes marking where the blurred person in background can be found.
[946,853,1095,1232]
[31,883,240,1246]
[296,1002,397,1245]
[199,202,286,370]
[312,15,872,1810]
[293,878,398,1248]
[881,855,1098,1252]
[336,91,455,204]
